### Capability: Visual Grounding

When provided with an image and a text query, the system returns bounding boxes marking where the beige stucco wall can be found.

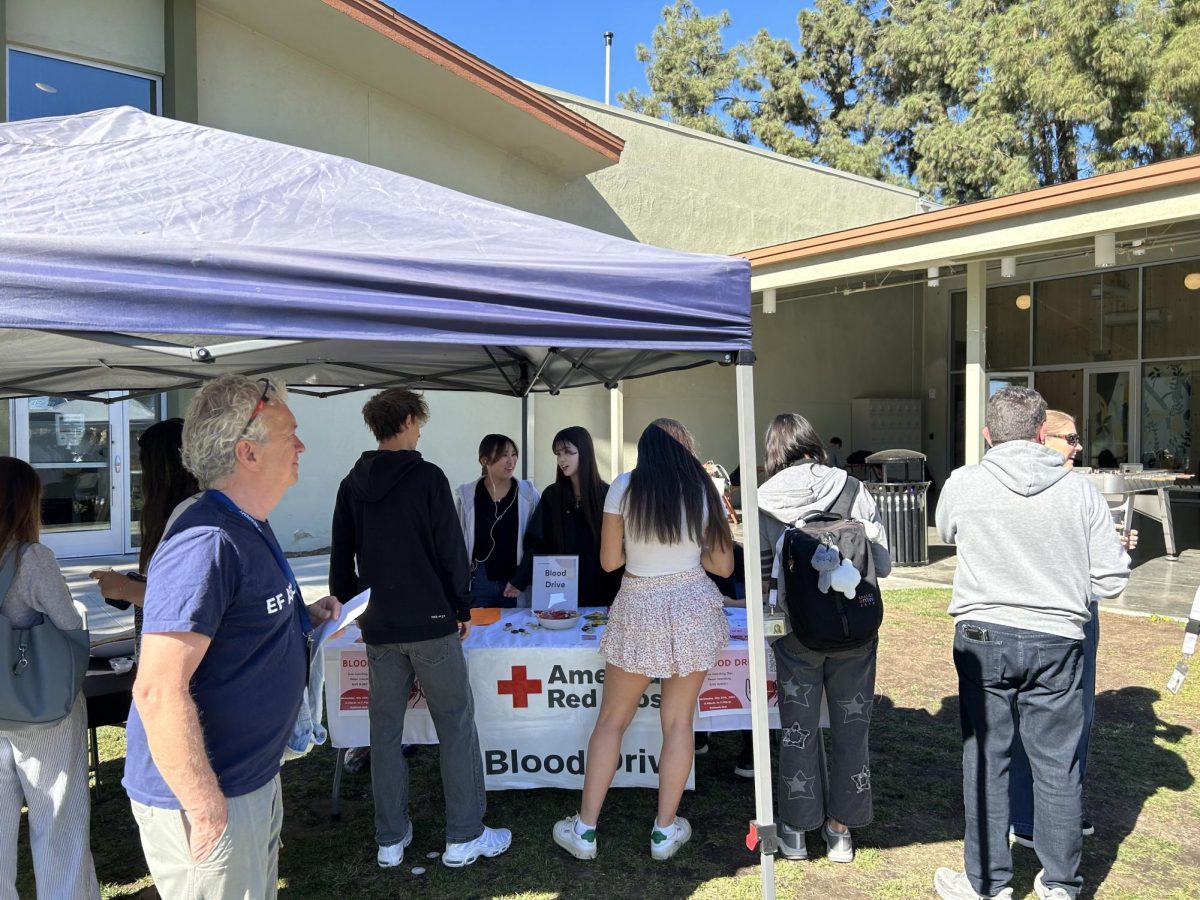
[6,0,164,73]
[196,7,572,218]
[546,90,922,255]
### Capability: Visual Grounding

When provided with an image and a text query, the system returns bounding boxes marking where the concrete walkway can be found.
[880,529,1199,621]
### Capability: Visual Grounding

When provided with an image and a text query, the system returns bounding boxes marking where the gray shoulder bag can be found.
[0,545,92,729]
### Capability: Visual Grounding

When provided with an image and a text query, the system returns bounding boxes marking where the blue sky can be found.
[386,2,812,103]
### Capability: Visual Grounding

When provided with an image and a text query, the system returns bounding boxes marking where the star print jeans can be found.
[772,632,877,831]
[953,620,1084,899]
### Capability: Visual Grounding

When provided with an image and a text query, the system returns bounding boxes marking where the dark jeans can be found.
[954,620,1085,899]
[1010,600,1098,833]
[366,633,487,845]
[772,632,876,830]
[470,574,520,608]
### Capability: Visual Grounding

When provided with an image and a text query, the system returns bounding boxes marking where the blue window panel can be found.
[7,49,156,121]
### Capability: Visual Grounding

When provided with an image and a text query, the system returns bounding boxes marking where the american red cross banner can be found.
[322,608,782,790]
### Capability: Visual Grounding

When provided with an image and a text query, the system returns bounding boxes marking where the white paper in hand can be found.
[311,588,370,652]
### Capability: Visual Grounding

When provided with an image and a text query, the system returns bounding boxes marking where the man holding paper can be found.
[329,388,511,870]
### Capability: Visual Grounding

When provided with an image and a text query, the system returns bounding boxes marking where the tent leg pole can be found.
[521,395,534,481]
[735,361,776,900]
[609,382,624,481]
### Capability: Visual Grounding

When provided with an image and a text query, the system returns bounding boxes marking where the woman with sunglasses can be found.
[455,434,540,607]
[510,426,622,606]
[1008,410,1137,848]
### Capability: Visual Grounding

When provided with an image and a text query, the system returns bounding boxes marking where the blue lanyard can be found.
[205,490,312,636]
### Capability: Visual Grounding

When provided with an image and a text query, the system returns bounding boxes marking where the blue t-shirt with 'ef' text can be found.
[123,493,308,808]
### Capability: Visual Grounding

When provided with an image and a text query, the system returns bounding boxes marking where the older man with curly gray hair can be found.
[123,374,341,900]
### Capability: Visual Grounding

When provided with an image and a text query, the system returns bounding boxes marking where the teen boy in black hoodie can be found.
[329,388,512,870]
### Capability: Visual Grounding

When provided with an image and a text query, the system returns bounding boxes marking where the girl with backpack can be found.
[758,413,892,864]
[0,457,100,899]
[552,418,733,861]
[510,426,622,606]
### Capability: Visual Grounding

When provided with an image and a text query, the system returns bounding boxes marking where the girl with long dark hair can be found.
[455,434,540,607]
[757,413,891,863]
[511,426,621,605]
[553,418,733,862]
[90,419,201,651]
[1,457,101,899]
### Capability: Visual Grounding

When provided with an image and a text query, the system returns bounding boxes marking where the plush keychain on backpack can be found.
[811,537,841,593]
[830,558,860,598]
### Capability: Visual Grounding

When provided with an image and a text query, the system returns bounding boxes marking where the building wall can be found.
[550,91,922,255]
[6,0,163,74]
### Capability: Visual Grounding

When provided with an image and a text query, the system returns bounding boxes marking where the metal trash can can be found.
[863,449,930,567]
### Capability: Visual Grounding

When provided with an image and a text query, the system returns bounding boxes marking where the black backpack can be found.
[778,476,883,652]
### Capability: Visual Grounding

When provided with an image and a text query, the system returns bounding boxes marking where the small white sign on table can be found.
[531,555,579,611]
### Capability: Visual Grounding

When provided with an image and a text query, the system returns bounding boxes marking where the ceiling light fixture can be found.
[1015,294,1032,311]
[1094,233,1116,268]
[1185,272,1200,291]
[1000,256,1017,278]
[926,266,940,288]
[762,287,777,314]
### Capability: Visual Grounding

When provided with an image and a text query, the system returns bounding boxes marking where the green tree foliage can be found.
[623,0,1200,204]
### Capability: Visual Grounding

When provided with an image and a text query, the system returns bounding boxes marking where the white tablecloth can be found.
[322,608,788,790]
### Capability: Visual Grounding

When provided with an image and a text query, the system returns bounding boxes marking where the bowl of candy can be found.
[535,608,581,631]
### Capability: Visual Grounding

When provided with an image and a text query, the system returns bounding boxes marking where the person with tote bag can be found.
[0,456,99,899]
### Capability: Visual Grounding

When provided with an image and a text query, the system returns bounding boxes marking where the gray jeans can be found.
[772,633,877,831]
[367,633,486,846]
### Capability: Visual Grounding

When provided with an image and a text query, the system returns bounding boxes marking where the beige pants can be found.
[131,775,282,900]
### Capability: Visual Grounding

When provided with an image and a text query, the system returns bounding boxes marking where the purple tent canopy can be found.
[0,107,750,399]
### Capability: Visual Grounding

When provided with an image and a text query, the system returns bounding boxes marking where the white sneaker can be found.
[933,867,1014,899]
[1034,870,1073,900]
[553,814,598,860]
[650,816,692,861]
[376,823,413,868]
[442,825,511,868]
[822,821,854,863]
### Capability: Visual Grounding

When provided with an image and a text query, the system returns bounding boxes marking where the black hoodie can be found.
[329,450,470,644]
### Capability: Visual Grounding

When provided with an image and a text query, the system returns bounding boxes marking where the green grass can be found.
[15,588,1199,898]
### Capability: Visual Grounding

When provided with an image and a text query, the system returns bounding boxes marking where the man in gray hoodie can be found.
[933,387,1129,900]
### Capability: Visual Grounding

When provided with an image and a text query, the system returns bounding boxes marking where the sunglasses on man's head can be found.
[241,378,273,437]
[1049,432,1082,447]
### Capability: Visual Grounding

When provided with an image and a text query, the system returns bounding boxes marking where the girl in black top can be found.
[456,434,540,608]
[513,426,621,605]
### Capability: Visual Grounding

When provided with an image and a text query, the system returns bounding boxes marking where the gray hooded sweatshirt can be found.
[936,440,1130,640]
[757,462,893,584]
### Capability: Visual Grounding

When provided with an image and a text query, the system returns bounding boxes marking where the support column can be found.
[964,261,988,464]
[735,359,776,899]
[164,0,198,122]
[608,383,624,480]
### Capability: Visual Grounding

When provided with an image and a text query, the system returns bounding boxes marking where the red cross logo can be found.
[497,665,543,709]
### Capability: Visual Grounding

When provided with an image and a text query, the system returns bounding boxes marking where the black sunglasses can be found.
[1048,432,1082,447]
[240,378,273,438]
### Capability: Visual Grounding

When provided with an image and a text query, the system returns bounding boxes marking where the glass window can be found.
[1034,269,1139,366]
[951,291,966,370]
[26,396,112,533]
[986,283,1032,369]
[1143,261,1200,360]
[1035,369,1084,427]
[6,48,157,121]
[1143,361,1197,473]
[949,286,1031,371]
